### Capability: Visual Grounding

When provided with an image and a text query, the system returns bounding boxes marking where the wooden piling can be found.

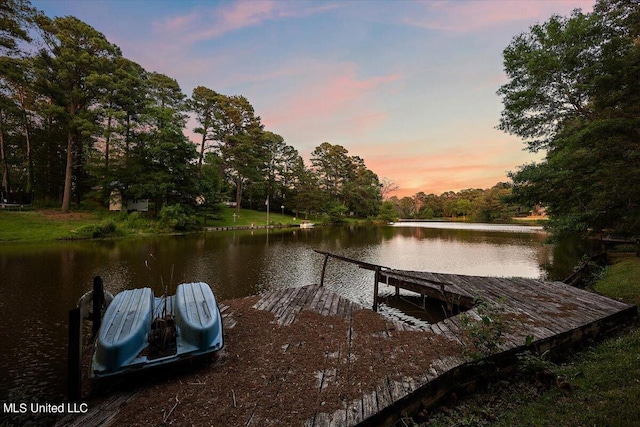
[67,307,82,401]
[92,276,104,338]
[373,266,380,312]
[320,253,329,286]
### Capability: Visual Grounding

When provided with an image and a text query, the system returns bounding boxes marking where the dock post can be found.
[68,307,82,401]
[373,267,380,312]
[92,276,104,338]
[320,253,329,286]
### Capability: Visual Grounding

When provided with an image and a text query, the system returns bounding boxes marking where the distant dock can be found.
[60,255,636,427]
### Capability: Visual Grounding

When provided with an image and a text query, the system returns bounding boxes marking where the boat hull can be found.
[91,282,223,378]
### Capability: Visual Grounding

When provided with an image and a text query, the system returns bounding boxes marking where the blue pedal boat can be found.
[91,282,223,378]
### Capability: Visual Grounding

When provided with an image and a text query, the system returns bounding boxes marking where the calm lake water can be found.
[0,222,588,401]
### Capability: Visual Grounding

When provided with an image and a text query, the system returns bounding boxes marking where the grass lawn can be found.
[204,207,304,227]
[593,257,640,306]
[0,210,103,242]
[0,207,315,243]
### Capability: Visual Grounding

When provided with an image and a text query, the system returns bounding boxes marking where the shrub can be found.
[77,221,118,239]
[377,201,399,223]
[126,211,146,229]
[322,204,348,225]
[460,298,509,360]
[158,204,198,231]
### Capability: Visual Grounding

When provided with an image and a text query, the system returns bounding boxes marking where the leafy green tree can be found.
[396,196,415,218]
[418,193,443,218]
[0,0,38,200]
[342,156,381,217]
[0,63,28,199]
[310,142,352,202]
[226,130,266,210]
[323,202,348,225]
[209,94,263,210]
[199,151,224,221]
[190,86,221,171]
[499,0,640,236]
[475,183,518,222]
[455,198,473,219]
[84,57,150,208]
[377,200,399,223]
[99,57,147,171]
[262,130,301,211]
[126,72,197,211]
[310,142,381,216]
[0,0,35,54]
[293,165,324,219]
[34,15,121,211]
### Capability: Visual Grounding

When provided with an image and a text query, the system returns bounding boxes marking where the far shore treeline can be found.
[1,0,639,238]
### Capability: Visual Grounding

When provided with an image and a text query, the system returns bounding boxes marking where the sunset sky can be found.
[32,0,595,197]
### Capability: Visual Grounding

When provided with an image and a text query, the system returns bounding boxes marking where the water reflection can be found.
[0,224,584,401]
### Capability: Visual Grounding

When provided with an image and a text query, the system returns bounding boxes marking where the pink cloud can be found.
[193,1,278,40]
[152,2,342,43]
[149,1,279,43]
[263,64,400,141]
[291,70,398,118]
[160,12,199,32]
[408,0,595,33]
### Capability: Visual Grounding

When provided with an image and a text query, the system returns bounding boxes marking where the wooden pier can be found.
[60,258,636,427]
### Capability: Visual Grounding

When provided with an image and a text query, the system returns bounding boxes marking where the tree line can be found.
[5,0,636,235]
[382,183,527,222]
[0,1,382,219]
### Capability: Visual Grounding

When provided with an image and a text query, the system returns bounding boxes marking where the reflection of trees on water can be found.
[1,225,590,402]
[541,235,595,281]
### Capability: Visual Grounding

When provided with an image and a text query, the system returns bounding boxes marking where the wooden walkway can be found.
[60,272,636,427]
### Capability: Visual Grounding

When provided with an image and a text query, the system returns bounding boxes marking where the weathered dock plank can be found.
[61,263,636,427]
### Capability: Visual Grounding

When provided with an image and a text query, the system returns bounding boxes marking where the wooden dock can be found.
[60,267,636,427]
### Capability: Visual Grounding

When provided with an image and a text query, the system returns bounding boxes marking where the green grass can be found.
[0,209,161,243]
[593,257,640,306]
[205,207,303,227]
[0,207,312,243]
[416,257,640,427]
[491,327,640,426]
[0,210,103,242]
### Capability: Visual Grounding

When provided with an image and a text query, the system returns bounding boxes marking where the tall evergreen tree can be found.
[34,16,121,211]
[190,86,221,171]
[126,72,197,211]
[211,94,263,210]
[0,0,37,201]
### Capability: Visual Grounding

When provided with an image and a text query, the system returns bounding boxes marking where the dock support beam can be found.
[92,276,104,338]
[373,266,380,312]
[67,307,82,401]
[320,253,329,287]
